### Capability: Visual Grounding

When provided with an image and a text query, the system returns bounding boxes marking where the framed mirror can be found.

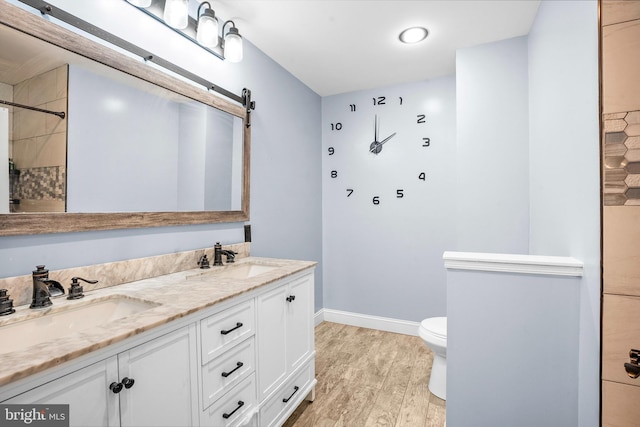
[0,1,250,236]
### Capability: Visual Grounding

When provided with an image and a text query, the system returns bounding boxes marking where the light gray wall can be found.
[1,0,323,311]
[528,1,600,425]
[449,2,600,425]
[321,77,456,321]
[447,269,580,426]
[455,36,530,254]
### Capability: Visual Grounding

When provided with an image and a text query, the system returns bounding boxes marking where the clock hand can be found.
[374,114,379,143]
[369,132,396,153]
[378,132,396,146]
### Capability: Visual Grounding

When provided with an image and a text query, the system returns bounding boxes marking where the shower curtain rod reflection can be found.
[0,100,66,119]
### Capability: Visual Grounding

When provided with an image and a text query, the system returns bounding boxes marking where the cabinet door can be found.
[257,285,288,401]
[118,325,198,427]
[5,358,119,427]
[286,275,313,373]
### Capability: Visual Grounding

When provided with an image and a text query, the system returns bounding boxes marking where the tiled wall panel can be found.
[602,294,640,384]
[603,206,640,295]
[602,3,640,204]
[602,19,640,114]
[602,3,640,424]
[602,380,640,426]
[602,0,640,26]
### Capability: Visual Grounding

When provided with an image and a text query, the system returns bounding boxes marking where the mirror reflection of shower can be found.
[1,107,8,213]
[0,65,68,213]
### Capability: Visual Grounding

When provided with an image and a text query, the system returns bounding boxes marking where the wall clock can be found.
[324,92,433,207]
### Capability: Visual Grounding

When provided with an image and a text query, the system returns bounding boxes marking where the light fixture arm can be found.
[197,1,213,20]
[222,20,237,42]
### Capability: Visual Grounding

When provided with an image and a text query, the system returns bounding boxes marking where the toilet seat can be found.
[420,317,447,340]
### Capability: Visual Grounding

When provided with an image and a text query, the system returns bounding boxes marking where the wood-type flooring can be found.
[283,321,446,427]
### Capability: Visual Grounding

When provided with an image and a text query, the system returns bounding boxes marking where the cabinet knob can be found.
[122,377,135,389]
[286,295,296,303]
[109,382,123,394]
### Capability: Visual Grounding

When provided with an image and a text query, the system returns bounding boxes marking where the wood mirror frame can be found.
[0,1,250,236]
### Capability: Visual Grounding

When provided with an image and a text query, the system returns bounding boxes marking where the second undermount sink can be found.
[187,262,280,280]
[0,296,159,355]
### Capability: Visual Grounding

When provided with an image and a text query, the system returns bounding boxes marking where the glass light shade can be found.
[197,13,219,48]
[224,28,243,63]
[163,0,189,29]
[128,0,152,7]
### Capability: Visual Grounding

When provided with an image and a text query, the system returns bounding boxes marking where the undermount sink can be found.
[0,296,158,355]
[187,262,280,280]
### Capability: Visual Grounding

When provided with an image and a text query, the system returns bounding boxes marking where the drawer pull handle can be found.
[221,322,243,335]
[109,382,123,394]
[222,362,244,378]
[122,377,135,389]
[626,348,640,379]
[282,385,300,403]
[222,400,244,419]
[286,295,296,303]
[625,363,640,379]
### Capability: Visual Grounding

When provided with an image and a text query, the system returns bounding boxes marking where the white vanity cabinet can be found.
[0,263,316,427]
[4,358,117,426]
[257,272,315,427]
[199,299,258,426]
[4,325,198,427]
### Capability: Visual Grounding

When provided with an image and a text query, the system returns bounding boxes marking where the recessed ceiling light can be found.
[399,27,429,44]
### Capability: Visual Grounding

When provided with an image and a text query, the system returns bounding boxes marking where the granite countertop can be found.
[0,257,316,388]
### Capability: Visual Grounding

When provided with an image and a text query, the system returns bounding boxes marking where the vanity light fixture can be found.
[196,1,219,48]
[163,0,189,29]
[127,0,244,62]
[222,20,243,63]
[399,26,429,44]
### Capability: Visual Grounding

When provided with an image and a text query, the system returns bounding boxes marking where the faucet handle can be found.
[198,254,210,269]
[67,277,98,300]
[0,289,15,316]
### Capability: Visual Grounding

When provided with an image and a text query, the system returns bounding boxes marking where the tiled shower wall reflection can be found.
[601,2,640,425]
[11,65,67,212]
[603,111,640,205]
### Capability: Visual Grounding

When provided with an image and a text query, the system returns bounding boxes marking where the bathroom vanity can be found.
[0,256,316,427]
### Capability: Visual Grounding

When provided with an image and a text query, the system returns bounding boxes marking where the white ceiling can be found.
[213,0,541,96]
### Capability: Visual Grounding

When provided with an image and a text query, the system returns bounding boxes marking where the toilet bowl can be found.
[418,316,447,400]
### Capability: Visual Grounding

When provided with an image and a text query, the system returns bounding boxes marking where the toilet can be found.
[418,317,447,400]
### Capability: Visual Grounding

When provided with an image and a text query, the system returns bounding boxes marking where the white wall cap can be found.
[442,251,584,277]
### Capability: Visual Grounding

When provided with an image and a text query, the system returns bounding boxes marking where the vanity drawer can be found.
[202,337,256,410]
[602,380,640,426]
[201,299,255,364]
[602,294,640,386]
[201,373,257,427]
[259,362,313,427]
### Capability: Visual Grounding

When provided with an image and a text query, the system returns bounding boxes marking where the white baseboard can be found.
[314,308,420,336]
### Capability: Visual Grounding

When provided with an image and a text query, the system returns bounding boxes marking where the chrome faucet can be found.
[213,242,237,266]
[31,265,64,309]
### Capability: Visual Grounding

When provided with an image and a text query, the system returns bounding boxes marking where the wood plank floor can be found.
[283,322,446,427]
